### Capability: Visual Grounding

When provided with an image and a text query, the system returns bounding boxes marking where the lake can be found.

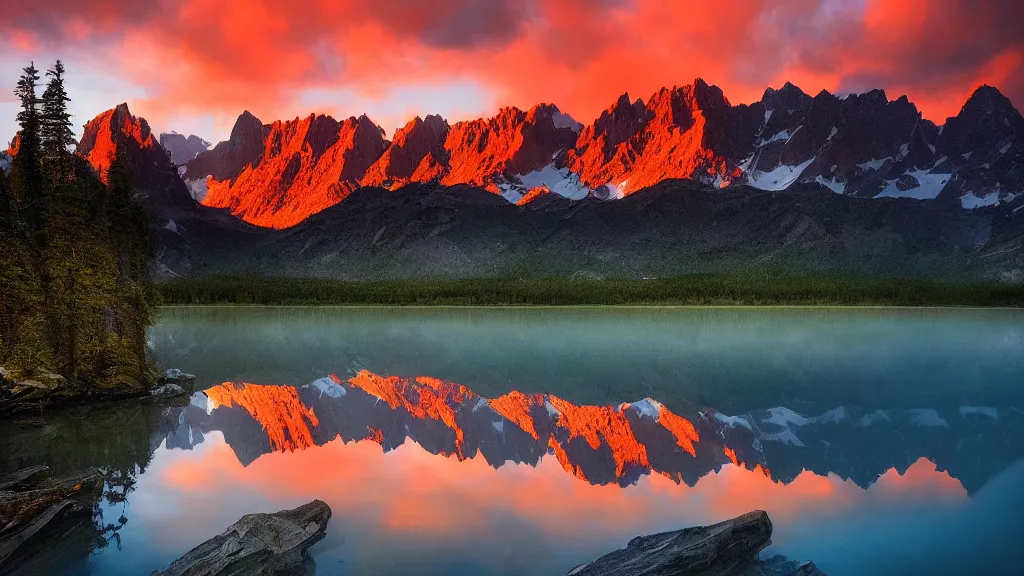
[2,307,1023,575]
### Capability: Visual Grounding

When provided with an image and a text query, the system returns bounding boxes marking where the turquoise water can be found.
[2,307,1023,575]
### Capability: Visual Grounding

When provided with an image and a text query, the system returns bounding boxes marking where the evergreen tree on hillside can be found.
[11,62,44,236]
[41,60,74,181]
[0,159,50,372]
[2,60,155,401]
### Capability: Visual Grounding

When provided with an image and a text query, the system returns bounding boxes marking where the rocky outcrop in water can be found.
[153,499,331,576]
[567,511,827,576]
[0,466,104,575]
[0,366,195,415]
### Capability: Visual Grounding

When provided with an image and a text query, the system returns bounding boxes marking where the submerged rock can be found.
[158,369,196,393]
[567,511,828,576]
[153,499,332,576]
[756,555,829,576]
[150,383,186,398]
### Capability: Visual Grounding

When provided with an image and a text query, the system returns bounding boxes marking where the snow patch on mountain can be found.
[746,158,815,191]
[497,162,592,203]
[961,192,1001,209]
[876,169,950,200]
[814,175,845,194]
[186,177,211,202]
[518,163,590,200]
[760,129,793,145]
[857,158,890,172]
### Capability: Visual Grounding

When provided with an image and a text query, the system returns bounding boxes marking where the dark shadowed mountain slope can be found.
[171,180,1024,282]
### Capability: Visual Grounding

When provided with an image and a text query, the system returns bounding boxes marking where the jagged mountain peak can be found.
[158,79,1022,227]
[79,103,158,177]
[525,102,583,133]
[963,85,1017,112]
[78,105,196,215]
[762,81,809,102]
[230,110,264,139]
[344,113,387,138]
[159,132,211,165]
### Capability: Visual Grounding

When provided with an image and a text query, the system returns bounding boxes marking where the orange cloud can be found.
[3,0,1021,135]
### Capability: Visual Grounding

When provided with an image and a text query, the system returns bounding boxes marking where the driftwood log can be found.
[153,499,332,576]
[0,466,104,574]
[567,510,828,576]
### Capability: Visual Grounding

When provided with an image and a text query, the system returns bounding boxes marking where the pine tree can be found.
[11,62,44,236]
[41,60,74,181]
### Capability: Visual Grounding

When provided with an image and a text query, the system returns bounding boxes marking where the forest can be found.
[157,273,1024,307]
[0,61,155,402]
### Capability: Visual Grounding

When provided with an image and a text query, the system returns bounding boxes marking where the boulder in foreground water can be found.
[567,510,828,576]
[0,466,104,574]
[153,499,331,576]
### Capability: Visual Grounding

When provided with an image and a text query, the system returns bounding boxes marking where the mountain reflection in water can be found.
[135,370,1024,576]
[163,370,1021,494]
[5,368,1023,575]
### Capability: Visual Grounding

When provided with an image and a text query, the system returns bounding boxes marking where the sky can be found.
[1,0,1022,146]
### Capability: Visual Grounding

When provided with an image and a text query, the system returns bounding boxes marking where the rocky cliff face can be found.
[568,80,764,197]
[159,133,211,166]
[361,114,450,188]
[171,81,1022,228]
[439,103,582,200]
[78,103,196,215]
[182,110,267,196]
[199,113,389,228]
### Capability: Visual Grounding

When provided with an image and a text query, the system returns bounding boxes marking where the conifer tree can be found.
[41,60,74,181]
[11,62,43,236]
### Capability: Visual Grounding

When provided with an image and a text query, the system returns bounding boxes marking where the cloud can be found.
[0,0,1021,142]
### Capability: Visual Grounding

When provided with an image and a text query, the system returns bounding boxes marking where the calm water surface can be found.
[2,307,1023,575]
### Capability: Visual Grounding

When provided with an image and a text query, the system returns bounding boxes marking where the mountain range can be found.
[175,79,1024,229]
[3,79,1023,282]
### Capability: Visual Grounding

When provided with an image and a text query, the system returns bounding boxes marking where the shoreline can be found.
[156,303,1024,309]
[154,274,1024,308]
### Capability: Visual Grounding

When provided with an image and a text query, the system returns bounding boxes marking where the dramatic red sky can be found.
[2,0,1022,144]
